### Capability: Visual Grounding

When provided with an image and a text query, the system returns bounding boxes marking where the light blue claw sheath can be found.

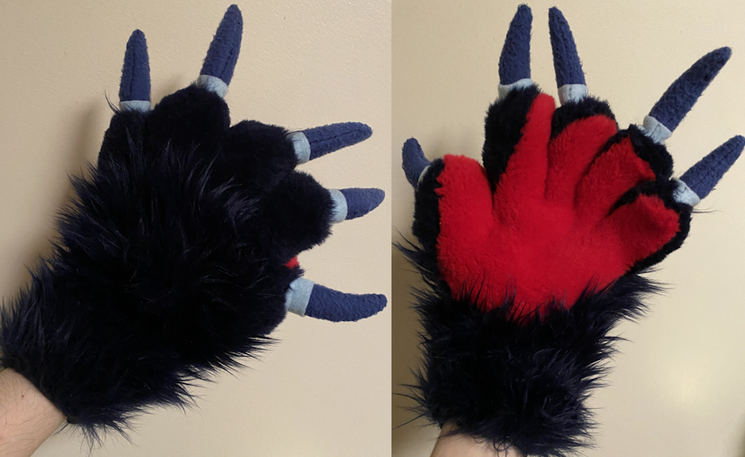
[284,121,387,322]
[642,47,741,203]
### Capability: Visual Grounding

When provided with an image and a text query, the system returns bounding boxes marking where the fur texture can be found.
[406,80,694,457]
[0,85,336,439]
[482,86,540,187]
[438,91,685,315]
[402,7,738,457]
[402,239,655,457]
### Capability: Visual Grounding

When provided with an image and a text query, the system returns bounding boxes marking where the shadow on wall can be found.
[8,77,200,296]
[391,241,440,456]
[6,103,103,295]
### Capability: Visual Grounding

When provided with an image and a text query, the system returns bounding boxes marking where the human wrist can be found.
[0,368,65,457]
[431,422,523,457]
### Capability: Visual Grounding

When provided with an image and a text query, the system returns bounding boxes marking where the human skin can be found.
[430,422,524,457]
[0,369,64,457]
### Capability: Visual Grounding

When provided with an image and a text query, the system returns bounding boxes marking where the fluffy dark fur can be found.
[400,240,656,457]
[605,125,693,272]
[0,85,335,439]
[482,86,540,187]
[550,95,615,139]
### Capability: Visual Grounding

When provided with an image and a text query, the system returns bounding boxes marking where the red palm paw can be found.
[403,7,741,320]
[434,90,681,317]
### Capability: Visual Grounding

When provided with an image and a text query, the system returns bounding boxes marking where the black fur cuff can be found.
[406,245,654,457]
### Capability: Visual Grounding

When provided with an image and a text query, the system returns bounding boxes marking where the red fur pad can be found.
[436,94,680,317]
[285,257,300,269]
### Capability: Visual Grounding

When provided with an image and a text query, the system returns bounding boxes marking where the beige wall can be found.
[5,0,745,456]
[393,1,745,456]
[0,1,390,456]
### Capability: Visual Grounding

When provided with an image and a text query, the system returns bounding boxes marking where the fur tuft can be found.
[400,240,659,457]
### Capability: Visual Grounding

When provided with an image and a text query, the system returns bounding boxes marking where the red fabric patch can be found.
[285,257,299,269]
[436,96,679,318]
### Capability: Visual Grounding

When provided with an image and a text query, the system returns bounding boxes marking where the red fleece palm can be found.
[436,93,680,317]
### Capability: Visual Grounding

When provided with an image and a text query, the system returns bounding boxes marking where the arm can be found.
[0,369,64,457]
[431,423,523,457]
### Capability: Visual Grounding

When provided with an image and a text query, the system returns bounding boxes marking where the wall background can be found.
[392,1,745,456]
[0,1,391,456]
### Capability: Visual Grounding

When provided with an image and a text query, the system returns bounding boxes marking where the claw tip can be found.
[649,47,732,132]
[499,5,532,85]
[548,5,586,88]
[680,135,744,200]
[199,4,244,86]
[304,122,372,160]
[402,138,430,188]
[306,285,387,322]
[120,28,151,105]
[339,188,385,220]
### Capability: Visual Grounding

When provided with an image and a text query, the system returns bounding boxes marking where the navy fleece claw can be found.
[649,47,731,132]
[680,135,745,199]
[339,188,385,220]
[302,122,373,161]
[402,138,430,187]
[200,5,243,85]
[119,30,151,104]
[549,7,585,87]
[499,5,532,85]
[305,284,387,322]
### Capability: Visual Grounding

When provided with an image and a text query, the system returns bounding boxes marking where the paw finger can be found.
[576,134,657,222]
[484,5,553,196]
[599,194,683,269]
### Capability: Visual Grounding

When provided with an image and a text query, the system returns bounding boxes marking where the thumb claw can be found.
[402,138,430,188]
